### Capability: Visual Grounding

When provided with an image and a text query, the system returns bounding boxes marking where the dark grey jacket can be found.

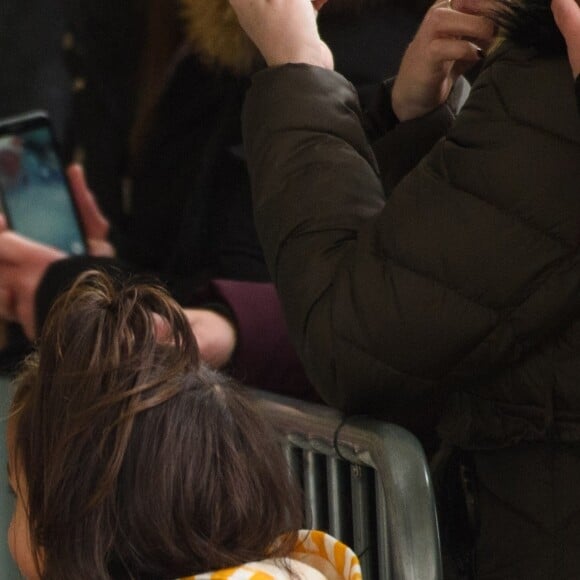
[242,42,580,450]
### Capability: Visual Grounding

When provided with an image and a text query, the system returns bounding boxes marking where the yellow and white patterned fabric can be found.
[181,529,362,580]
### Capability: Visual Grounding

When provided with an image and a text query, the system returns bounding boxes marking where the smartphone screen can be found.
[0,112,87,255]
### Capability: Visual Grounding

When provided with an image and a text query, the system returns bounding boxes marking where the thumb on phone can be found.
[67,164,115,257]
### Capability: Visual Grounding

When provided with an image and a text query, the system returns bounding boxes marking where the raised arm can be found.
[230,0,499,416]
[242,65,488,415]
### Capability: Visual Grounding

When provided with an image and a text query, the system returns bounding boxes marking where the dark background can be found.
[0,0,70,142]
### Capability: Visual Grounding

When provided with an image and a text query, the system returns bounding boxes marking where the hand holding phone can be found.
[0,111,87,255]
[0,113,116,339]
[0,229,67,339]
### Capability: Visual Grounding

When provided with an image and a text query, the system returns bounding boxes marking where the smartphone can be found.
[0,111,87,255]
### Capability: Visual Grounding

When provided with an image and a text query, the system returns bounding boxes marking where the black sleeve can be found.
[576,75,580,115]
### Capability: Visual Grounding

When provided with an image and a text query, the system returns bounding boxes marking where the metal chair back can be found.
[253,389,442,580]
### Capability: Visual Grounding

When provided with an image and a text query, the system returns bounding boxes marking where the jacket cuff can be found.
[365,76,469,139]
[365,77,469,191]
[364,77,400,136]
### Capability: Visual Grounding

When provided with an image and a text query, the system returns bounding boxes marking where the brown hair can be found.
[12,270,302,579]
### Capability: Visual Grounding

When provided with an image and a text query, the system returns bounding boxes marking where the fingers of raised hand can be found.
[424,6,495,48]
[551,0,580,77]
[450,0,499,16]
[552,0,580,37]
[429,38,483,66]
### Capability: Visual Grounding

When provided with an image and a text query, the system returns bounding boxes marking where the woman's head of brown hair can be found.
[11,270,302,579]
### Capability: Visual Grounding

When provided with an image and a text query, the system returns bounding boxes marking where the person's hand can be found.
[67,164,115,257]
[229,0,333,69]
[0,227,66,340]
[183,308,237,368]
[392,0,496,122]
[552,0,580,77]
[0,164,114,340]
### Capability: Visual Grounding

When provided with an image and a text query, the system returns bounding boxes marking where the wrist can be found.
[391,78,426,122]
[266,42,333,70]
[390,81,406,122]
[391,88,422,123]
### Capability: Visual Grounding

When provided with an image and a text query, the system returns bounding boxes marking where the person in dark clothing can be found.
[229,0,580,577]
[0,0,431,395]
[552,0,580,111]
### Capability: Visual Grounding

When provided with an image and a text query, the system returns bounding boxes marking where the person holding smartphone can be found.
[0,164,112,336]
[0,0,436,399]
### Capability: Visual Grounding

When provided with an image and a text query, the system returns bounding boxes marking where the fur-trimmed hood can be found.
[178,0,259,75]
[177,0,429,75]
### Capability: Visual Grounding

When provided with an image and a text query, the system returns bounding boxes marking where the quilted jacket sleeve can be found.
[243,65,495,416]
[243,59,580,421]
[366,77,461,193]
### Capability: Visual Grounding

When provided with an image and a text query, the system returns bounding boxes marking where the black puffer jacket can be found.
[242,41,580,450]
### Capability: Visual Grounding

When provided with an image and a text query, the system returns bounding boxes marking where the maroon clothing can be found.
[210,279,318,400]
